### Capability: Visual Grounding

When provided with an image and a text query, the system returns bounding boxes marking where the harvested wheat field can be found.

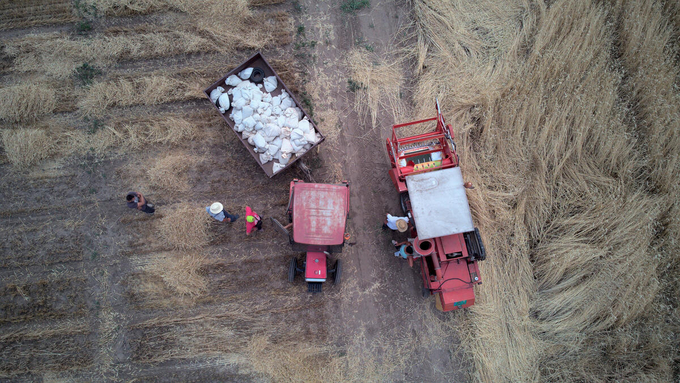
[1,0,678,382]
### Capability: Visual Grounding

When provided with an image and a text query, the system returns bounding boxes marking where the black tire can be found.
[288,258,297,283]
[250,67,265,83]
[333,260,342,285]
[400,192,410,215]
[422,286,430,297]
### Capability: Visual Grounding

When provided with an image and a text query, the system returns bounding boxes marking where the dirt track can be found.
[301,0,467,380]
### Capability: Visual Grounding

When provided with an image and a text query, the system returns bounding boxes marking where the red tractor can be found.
[386,100,486,311]
[272,179,350,292]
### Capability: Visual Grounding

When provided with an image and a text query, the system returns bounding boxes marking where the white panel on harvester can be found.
[405,167,475,240]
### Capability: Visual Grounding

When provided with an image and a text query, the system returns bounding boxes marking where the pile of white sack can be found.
[209,67,322,174]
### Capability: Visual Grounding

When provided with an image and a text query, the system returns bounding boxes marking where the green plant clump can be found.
[347,79,365,92]
[76,63,102,86]
[341,0,370,14]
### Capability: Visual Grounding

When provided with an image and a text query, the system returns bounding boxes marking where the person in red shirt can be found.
[245,206,263,235]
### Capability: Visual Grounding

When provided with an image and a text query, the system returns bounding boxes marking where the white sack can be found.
[242,130,253,139]
[259,152,272,164]
[210,87,224,103]
[231,110,243,125]
[285,116,299,129]
[218,93,230,112]
[233,97,247,110]
[243,116,257,130]
[225,75,242,87]
[291,128,304,140]
[268,140,281,156]
[273,162,286,174]
[271,95,281,107]
[281,138,293,153]
[264,124,281,138]
[290,140,303,152]
[281,97,294,109]
[241,105,253,119]
[252,132,267,150]
[230,88,241,99]
[255,122,264,131]
[279,152,291,165]
[304,129,317,144]
[264,76,278,92]
[250,97,261,110]
[238,67,254,80]
[298,118,310,133]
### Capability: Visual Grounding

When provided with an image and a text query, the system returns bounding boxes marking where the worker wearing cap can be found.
[383,214,409,232]
[206,202,239,222]
[245,206,263,235]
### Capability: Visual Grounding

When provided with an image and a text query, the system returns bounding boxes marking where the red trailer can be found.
[271,180,350,292]
[386,100,486,311]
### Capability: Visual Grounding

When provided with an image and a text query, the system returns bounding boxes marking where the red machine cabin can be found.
[272,180,349,293]
[386,100,486,311]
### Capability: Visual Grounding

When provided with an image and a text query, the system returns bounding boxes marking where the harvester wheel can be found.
[333,260,342,285]
[400,192,410,215]
[288,258,297,283]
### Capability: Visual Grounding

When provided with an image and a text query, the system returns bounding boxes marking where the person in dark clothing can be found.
[126,192,155,214]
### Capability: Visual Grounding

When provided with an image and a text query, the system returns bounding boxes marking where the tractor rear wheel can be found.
[288,258,297,283]
[333,260,342,285]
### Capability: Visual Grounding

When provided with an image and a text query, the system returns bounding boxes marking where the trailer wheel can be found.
[333,260,342,285]
[288,258,297,283]
[400,192,410,215]
[422,286,430,297]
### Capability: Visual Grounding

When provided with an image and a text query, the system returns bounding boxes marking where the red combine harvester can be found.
[272,180,350,292]
[386,100,486,311]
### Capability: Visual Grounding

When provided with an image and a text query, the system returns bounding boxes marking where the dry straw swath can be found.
[144,252,210,297]
[0,84,57,123]
[346,49,406,128]
[158,204,212,250]
[1,129,53,167]
[147,153,197,196]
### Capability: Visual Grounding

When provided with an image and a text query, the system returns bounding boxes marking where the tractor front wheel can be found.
[333,260,342,285]
[288,258,297,283]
